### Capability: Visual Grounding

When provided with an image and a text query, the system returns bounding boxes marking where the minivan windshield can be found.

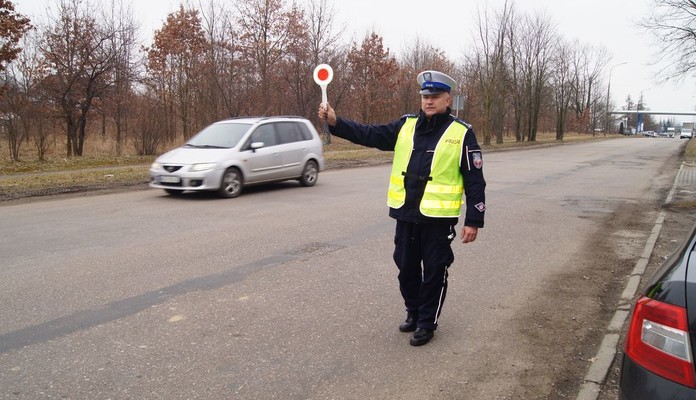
[186,122,252,148]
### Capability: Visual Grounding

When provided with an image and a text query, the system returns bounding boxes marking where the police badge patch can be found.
[472,152,483,169]
[475,202,486,212]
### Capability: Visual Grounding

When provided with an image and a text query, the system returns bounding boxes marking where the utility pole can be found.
[605,62,627,134]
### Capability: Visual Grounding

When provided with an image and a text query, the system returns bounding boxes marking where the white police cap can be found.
[417,70,456,95]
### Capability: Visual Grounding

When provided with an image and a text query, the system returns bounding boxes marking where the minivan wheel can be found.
[299,160,318,187]
[218,168,243,198]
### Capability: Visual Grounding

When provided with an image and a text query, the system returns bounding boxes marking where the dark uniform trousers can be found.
[393,220,455,331]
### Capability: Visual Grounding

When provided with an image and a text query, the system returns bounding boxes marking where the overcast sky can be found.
[16,0,696,121]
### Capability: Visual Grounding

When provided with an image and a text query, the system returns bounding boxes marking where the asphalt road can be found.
[0,137,687,399]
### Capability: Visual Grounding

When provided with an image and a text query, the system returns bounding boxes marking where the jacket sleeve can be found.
[329,117,404,151]
[461,128,486,228]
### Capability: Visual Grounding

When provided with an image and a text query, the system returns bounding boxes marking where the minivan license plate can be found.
[160,176,181,184]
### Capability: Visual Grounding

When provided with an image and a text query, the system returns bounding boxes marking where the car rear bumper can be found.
[619,353,696,399]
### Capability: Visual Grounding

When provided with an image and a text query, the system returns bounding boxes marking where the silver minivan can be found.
[149,116,325,198]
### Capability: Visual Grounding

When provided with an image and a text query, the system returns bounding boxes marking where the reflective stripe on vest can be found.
[387,117,466,218]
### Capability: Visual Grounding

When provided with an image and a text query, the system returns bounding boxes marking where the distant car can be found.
[149,116,325,198]
[681,131,693,139]
[619,223,696,399]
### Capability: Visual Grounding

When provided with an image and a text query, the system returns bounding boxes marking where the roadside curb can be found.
[575,164,683,400]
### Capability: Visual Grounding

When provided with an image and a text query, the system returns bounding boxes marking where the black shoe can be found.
[399,315,417,332]
[409,328,434,346]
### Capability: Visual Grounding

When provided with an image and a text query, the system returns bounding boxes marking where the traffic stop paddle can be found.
[313,64,333,144]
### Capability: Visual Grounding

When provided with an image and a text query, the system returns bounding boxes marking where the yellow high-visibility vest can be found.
[387,117,466,217]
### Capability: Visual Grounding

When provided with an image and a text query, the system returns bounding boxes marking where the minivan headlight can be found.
[190,163,217,172]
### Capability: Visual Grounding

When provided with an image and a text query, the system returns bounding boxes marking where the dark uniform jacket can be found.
[329,108,486,228]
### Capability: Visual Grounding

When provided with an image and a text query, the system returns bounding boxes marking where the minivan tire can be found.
[218,167,243,198]
[299,160,319,187]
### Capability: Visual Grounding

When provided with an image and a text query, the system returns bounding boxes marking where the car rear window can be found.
[187,123,252,148]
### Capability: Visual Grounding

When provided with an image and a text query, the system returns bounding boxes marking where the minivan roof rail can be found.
[220,115,304,122]
[258,115,304,121]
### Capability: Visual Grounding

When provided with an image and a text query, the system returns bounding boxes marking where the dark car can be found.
[619,223,696,399]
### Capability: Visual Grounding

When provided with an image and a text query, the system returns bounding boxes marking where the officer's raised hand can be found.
[318,102,337,127]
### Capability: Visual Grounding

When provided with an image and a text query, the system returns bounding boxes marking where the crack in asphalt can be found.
[0,242,348,354]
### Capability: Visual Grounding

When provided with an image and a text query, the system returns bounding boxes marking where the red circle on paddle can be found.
[313,64,333,85]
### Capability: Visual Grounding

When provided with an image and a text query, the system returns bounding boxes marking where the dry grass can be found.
[685,137,696,163]
[484,130,621,150]
[670,201,696,210]
[666,137,696,211]
[0,167,150,197]
[0,155,155,174]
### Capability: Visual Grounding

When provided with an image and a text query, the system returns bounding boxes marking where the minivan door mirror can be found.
[250,142,265,152]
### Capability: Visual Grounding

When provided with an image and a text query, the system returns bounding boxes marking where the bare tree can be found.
[0,75,27,160]
[198,0,224,123]
[569,44,609,134]
[0,31,44,160]
[99,0,138,155]
[549,37,574,141]
[292,0,346,120]
[39,0,124,157]
[346,31,399,123]
[197,0,251,121]
[20,32,54,160]
[0,0,31,73]
[641,0,696,80]
[236,0,297,115]
[510,9,555,142]
[305,0,343,66]
[147,5,207,140]
[0,1,36,160]
[505,3,524,142]
[277,4,312,116]
[523,12,555,142]
[131,90,166,155]
[473,1,512,145]
[304,0,347,129]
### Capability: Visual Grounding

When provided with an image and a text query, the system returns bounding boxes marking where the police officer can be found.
[318,70,486,346]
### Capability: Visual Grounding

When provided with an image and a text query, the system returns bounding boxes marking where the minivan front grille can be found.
[164,165,182,173]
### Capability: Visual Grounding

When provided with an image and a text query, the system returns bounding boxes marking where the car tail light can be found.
[625,296,696,388]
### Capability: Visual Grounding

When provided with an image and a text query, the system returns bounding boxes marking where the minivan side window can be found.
[297,123,313,141]
[276,122,309,144]
[249,124,278,147]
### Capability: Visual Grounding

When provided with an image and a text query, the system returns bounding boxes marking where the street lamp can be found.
[638,88,652,107]
[605,62,628,133]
